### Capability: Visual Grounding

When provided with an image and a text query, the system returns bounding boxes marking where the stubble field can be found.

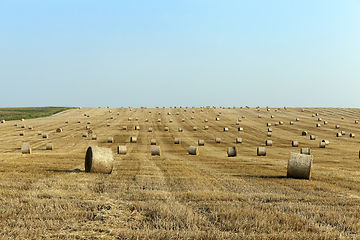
[0,106,360,239]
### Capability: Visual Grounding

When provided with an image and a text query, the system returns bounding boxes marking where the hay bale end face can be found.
[204,126,209,130]
[85,146,114,174]
[193,126,197,131]
[257,147,266,156]
[189,146,199,155]
[322,139,330,145]
[267,132,272,137]
[123,126,127,130]
[227,146,237,157]
[151,146,161,156]
[38,131,42,135]
[20,131,25,136]
[300,148,310,155]
[118,145,127,154]
[223,127,229,132]
[21,143,31,154]
[56,128,62,133]
[287,152,312,180]
[337,133,342,137]
[302,131,307,136]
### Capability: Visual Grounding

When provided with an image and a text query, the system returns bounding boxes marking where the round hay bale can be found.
[235,138,242,143]
[355,120,359,124]
[227,146,237,157]
[319,141,326,148]
[82,132,88,137]
[271,115,274,118]
[158,119,161,122]
[292,141,299,147]
[110,116,114,120]
[287,152,312,180]
[302,131,307,136]
[88,129,94,134]
[310,135,316,140]
[216,118,220,121]
[215,138,221,143]
[158,112,161,115]
[106,123,111,127]
[37,131,42,135]
[118,145,127,154]
[236,122,240,125]
[42,133,48,138]
[204,126,209,130]
[257,147,266,156]
[130,137,137,143]
[318,118,322,121]
[20,131,25,136]
[189,146,199,155]
[169,119,173,123]
[238,127,243,131]
[337,132,342,137]
[117,112,120,115]
[0,120,5,123]
[151,139,157,145]
[204,119,208,122]
[84,113,87,116]
[290,121,294,125]
[14,123,18,127]
[56,128,62,133]
[21,143,31,154]
[174,138,180,144]
[258,115,261,118]
[267,123,271,127]
[92,135,97,140]
[316,124,321,127]
[65,120,69,124]
[193,126,197,131]
[300,148,310,155]
[176,112,180,115]
[87,121,91,124]
[301,109,305,112]
[107,137,114,143]
[324,121,328,124]
[198,139,205,146]
[148,128,153,132]
[145,119,149,122]
[242,115,245,118]
[164,127,169,131]
[296,118,300,121]
[322,139,330,145]
[167,112,171,115]
[335,125,340,129]
[191,116,194,120]
[123,126,127,130]
[274,122,279,126]
[267,132,272,137]
[342,117,345,120]
[149,110,152,113]
[21,125,25,128]
[350,133,355,138]
[178,128,183,132]
[265,140,273,146]
[21,119,24,121]
[128,118,132,121]
[182,119,185,122]
[46,143,53,150]
[85,146,114,174]
[135,126,140,130]
[279,121,283,125]
[312,114,315,117]
[223,127,229,132]
[151,146,161,156]
[85,126,91,130]
[341,130,346,135]
[77,120,81,123]
[268,128,272,132]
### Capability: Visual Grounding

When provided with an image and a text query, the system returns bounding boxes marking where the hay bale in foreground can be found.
[151,146,161,156]
[0,120,5,123]
[227,146,237,157]
[189,146,199,155]
[21,143,31,154]
[85,146,114,174]
[257,147,266,156]
[287,152,313,180]
[46,143,53,150]
[118,145,127,154]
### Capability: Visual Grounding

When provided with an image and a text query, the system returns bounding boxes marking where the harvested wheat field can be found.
[1,106,360,239]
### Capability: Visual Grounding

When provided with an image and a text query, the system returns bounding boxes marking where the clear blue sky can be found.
[1,1,359,108]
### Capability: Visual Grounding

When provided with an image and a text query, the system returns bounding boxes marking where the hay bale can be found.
[150,139,157,145]
[287,152,312,180]
[319,141,326,148]
[77,120,81,123]
[300,148,310,155]
[20,131,25,136]
[178,128,183,132]
[42,133,48,138]
[215,138,221,143]
[107,137,114,143]
[164,127,169,131]
[21,119,24,121]
[274,122,279,126]
[191,116,194,120]
[38,131,42,135]
[117,112,120,115]
[82,132,88,137]
[267,123,271,127]
[87,121,91,124]
[128,118,132,121]
[123,126,127,130]
[56,128,62,133]
[14,123,18,127]
[318,118,322,121]
[242,116,245,118]
[258,115,261,118]
[189,146,199,155]
[268,128,272,132]
[322,139,330,145]
[204,126,209,130]
[107,123,111,127]
[204,119,208,122]
[129,136,137,143]
[167,112,171,115]
[28,126,33,130]
[198,139,205,146]
[271,115,274,118]
[292,141,299,147]
[223,127,229,132]
[193,126,197,131]
[236,122,240,125]
[335,125,340,129]
[85,146,114,174]
[92,135,97,140]
[310,135,316,140]
[350,133,355,138]
[301,109,305,112]
[169,119,173,123]
[118,145,127,154]
[227,146,237,157]
[265,140,273,146]
[316,124,321,127]
[296,118,300,121]
[174,138,180,144]
[148,128,153,132]
[21,125,26,128]
[158,119,161,122]
[341,130,346,135]
[267,132,272,137]
[290,121,294,125]
[0,120,5,123]
[302,131,307,136]
[46,143,53,150]
[86,126,91,130]
[238,127,243,131]
[257,147,266,156]
[279,121,283,125]
[151,146,161,156]
[355,120,359,124]
[21,143,31,154]
[145,119,148,122]
[182,119,185,122]
[238,119,242,122]
[337,132,342,137]
[236,138,242,143]
[342,117,345,120]
[135,126,140,130]
[323,121,328,124]
[216,118,220,121]
[65,120,68,123]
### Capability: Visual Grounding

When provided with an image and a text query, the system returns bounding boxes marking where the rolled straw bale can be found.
[322,140,330,145]
[151,146,161,156]
[130,136,137,143]
[292,141,299,147]
[271,115,274,118]
[21,125,26,128]
[167,112,171,115]
[84,113,87,116]
[350,133,355,138]
[158,112,161,115]
[182,119,185,122]
[149,110,152,113]
[355,120,359,124]
[274,122,279,126]
[77,120,81,123]
[145,119,149,122]
[107,137,114,143]
[21,119,24,121]
[128,118,132,121]
[20,131,25,136]
[164,127,169,131]
[238,127,243,131]
[267,132,272,137]
[191,116,194,120]
[135,126,140,130]
[174,138,180,144]
[335,125,340,129]
[312,114,315,117]
[92,135,97,140]
[86,126,90,130]
[38,131,42,135]
[223,127,229,132]
[107,123,110,127]
[87,121,91,124]
[178,128,183,132]
[151,139,157,145]
[216,118,220,121]
[319,141,326,148]
[215,138,221,143]
[110,116,114,119]
[279,121,283,125]
[341,130,346,135]
[65,120,68,123]
[117,112,120,115]
[275,109,278,112]
[236,138,242,143]
[287,152,312,180]
[198,139,205,146]
[227,146,237,157]
[300,148,310,155]
[176,112,180,115]
[268,128,272,132]
[135,118,138,121]
[265,140,273,146]
[301,109,305,112]
[296,118,300,121]
[189,146,199,155]
[242,116,245,118]
[82,132,88,137]
[257,147,266,156]
[290,121,294,125]
[193,126,197,131]
[169,119,173,123]
[316,124,321,127]
[46,143,53,150]
[148,128,153,132]
[123,126,127,130]
[192,110,195,113]
[204,119,208,122]
[21,143,31,154]
[342,117,345,120]
[158,119,161,122]
[324,121,328,124]
[28,126,33,130]
[236,122,240,125]
[302,131,307,136]
[204,126,209,130]
[258,115,261,118]
[267,123,271,127]
[56,128,62,133]
[118,145,127,154]
[318,118,322,121]
[88,129,94,134]
[14,123,18,127]
[336,132,342,137]
[310,135,316,140]
[85,146,114,174]
[42,133,48,138]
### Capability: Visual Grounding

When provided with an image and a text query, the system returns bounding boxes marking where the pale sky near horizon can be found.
[1,1,360,108]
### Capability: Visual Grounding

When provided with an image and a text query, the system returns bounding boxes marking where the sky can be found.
[1,0,360,108]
